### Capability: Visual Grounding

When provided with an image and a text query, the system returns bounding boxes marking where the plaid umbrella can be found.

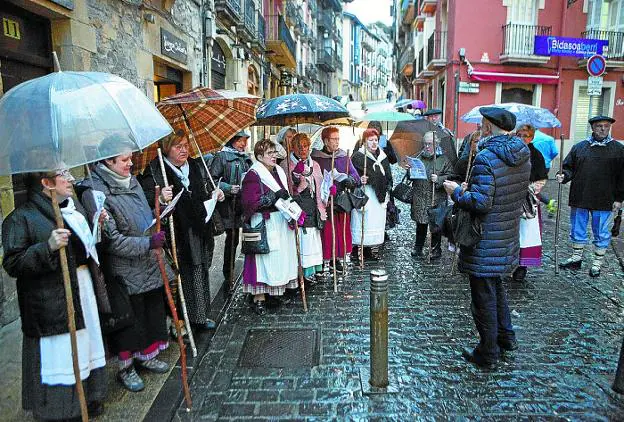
[133,87,260,172]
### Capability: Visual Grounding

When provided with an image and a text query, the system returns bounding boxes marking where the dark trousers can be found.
[415,223,441,250]
[468,276,515,363]
[223,228,240,281]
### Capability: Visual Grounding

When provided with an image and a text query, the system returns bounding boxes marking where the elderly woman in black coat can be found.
[3,166,107,420]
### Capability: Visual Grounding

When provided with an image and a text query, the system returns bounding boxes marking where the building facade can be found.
[394,0,624,144]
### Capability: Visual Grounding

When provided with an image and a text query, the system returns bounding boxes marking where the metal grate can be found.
[237,329,320,368]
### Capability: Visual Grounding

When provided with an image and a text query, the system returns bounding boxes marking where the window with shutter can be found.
[573,86,607,141]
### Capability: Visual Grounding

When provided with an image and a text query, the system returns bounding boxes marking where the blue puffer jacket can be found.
[451,134,531,277]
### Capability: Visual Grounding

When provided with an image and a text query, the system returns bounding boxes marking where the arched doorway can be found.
[247,65,259,96]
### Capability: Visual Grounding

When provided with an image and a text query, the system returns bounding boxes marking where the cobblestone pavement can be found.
[164,182,624,421]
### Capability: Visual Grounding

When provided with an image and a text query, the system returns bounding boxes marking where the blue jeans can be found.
[569,207,612,249]
[469,276,515,363]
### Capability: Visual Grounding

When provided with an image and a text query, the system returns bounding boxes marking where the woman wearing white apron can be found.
[280,133,327,283]
[241,140,299,315]
[351,128,393,260]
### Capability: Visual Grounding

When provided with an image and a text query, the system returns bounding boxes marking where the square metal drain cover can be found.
[237,328,320,368]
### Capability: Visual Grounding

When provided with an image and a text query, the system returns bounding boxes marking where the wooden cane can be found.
[284,140,308,312]
[154,186,192,410]
[428,132,437,264]
[156,149,198,357]
[343,150,351,275]
[330,151,337,292]
[360,147,367,270]
[554,134,565,274]
[49,189,88,422]
[451,131,479,275]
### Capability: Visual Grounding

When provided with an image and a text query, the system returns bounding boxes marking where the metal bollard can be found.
[612,336,624,394]
[369,269,389,388]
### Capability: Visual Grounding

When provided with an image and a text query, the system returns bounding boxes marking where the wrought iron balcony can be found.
[215,0,242,27]
[582,29,624,63]
[306,63,319,81]
[426,30,447,69]
[399,46,414,75]
[308,0,318,15]
[266,14,297,68]
[253,12,265,49]
[317,10,333,30]
[238,0,257,41]
[317,47,337,72]
[500,23,552,64]
[416,47,424,77]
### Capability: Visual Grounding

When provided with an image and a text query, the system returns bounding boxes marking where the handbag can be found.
[334,192,353,213]
[349,186,369,209]
[241,219,270,254]
[427,200,452,234]
[99,276,135,335]
[385,196,400,229]
[451,208,482,248]
[391,173,414,204]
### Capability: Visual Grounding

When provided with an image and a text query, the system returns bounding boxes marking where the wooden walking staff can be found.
[156,148,197,357]
[154,186,192,410]
[179,106,218,191]
[330,151,338,292]
[284,137,308,312]
[49,189,88,422]
[343,150,351,275]
[360,147,367,270]
[428,132,438,264]
[554,134,565,274]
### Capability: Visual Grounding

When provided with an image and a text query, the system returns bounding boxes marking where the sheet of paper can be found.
[203,191,219,223]
[144,189,184,233]
[321,170,333,203]
[275,198,303,222]
[407,157,428,180]
[90,190,107,243]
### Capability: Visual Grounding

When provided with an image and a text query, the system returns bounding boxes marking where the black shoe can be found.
[512,266,527,282]
[429,248,442,260]
[499,339,518,352]
[250,300,266,315]
[411,246,424,258]
[461,347,497,370]
[559,259,582,270]
[329,259,344,273]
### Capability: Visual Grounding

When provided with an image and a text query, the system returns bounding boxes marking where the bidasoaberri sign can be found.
[534,35,608,58]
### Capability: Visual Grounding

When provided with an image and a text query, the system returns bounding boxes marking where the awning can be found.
[468,69,559,85]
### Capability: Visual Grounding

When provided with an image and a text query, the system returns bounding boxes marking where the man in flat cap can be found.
[424,108,455,138]
[210,130,253,293]
[443,106,530,369]
[556,115,624,277]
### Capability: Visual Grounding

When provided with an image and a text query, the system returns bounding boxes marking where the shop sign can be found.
[49,0,75,10]
[534,35,608,58]
[161,29,188,64]
[458,82,479,94]
[587,76,603,96]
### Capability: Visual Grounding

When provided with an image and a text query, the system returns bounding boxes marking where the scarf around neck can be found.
[164,157,190,190]
[97,163,131,189]
[60,197,99,265]
[358,146,387,176]
[587,134,613,147]
[290,153,315,193]
[246,161,288,193]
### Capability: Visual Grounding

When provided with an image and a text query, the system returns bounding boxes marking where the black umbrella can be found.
[389,120,457,165]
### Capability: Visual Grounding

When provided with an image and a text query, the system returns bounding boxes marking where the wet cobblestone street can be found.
[172,183,624,421]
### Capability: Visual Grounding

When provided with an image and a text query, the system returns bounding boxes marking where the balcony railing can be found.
[256,12,265,48]
[318,10,333,30]
[244,0,255,32]
[306,63,319,81]
[582,29,624,62]
[501,23,551,58]
[215,0,242,25]
[399,46,414,71]
[426,30,447,67]
[266,14,296,64]
[417,47,424,76]
[308,0,318,15]
[317,47,337,72]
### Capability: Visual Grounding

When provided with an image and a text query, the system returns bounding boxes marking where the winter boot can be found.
[559,243,584,269]
[429,233,442,260]
[411,224,427,258]
[589,247,607,277]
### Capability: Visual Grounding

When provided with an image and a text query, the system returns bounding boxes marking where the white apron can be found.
[351,184,388,246]
[299,226,323,268]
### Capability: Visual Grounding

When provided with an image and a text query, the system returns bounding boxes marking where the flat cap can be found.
[479,106,516,131]
[422,108,442,116]
[588,115,615,124]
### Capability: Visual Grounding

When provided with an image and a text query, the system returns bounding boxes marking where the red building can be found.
[395,0,624,151]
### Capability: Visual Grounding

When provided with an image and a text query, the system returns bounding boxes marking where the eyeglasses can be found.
[54,169,75,182]
[173,143,190,151]
[328,137,340,142]
[265,151,279,156]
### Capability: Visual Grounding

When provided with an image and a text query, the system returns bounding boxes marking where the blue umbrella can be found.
[255,93,350,126]
[461,103,561,128]
[0,71,172,175]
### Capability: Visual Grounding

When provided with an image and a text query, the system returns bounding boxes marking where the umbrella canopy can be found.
[0,71,172,175]
[356,111,415,128]
[394,99,413,109]
[133,87,260,172]
[411,100,426,110]
[461,102,561,128]
[255,94,350,126]
[389,120,457,166]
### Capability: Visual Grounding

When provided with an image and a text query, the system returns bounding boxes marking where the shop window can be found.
[154,61,183,102]
[500,83,536,105]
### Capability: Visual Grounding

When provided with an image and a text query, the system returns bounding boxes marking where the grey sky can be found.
[343,0,393,26]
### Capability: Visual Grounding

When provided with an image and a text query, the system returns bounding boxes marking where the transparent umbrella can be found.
[461,102,561,128]
[0,71,172,175]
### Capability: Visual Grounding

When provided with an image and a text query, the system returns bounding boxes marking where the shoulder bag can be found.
[391,173,414,204]
[241,173,270,254]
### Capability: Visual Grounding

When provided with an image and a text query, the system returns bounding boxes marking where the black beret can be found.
[588,115,615,124]
[479,106,516,131]
[422,108,442,116]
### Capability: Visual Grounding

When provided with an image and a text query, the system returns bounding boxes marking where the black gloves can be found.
[275,189,290,200]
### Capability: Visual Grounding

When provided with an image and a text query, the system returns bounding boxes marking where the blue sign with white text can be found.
[534,36,608,57]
